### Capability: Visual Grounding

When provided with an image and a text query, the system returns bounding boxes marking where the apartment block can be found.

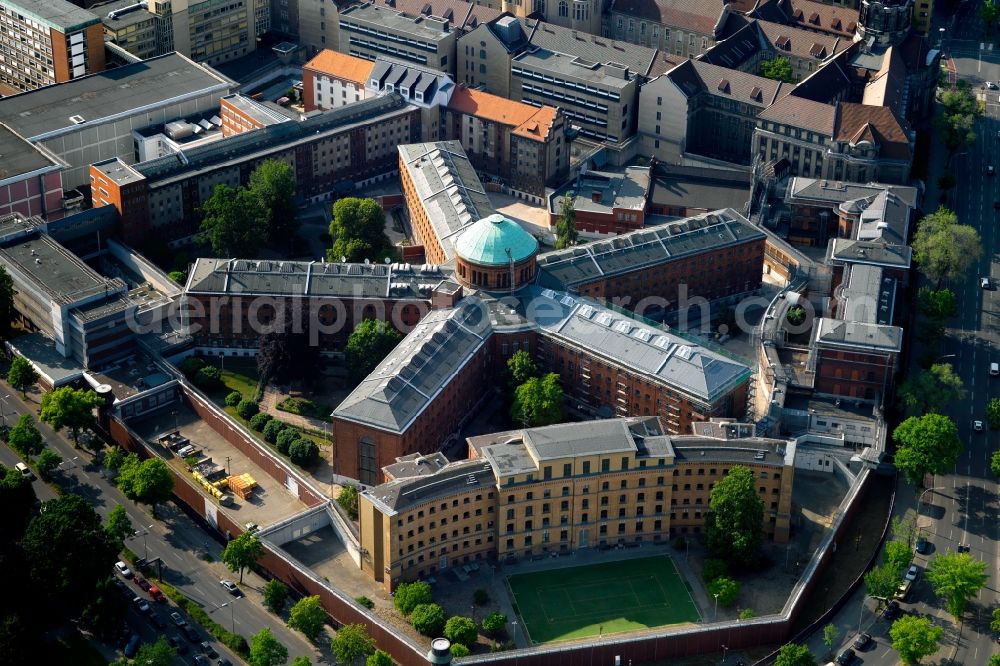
[458,17,677,144]
[0,0,105,94]
[302,49,375,112]
[360,417,794,590]
[99,0,255,65]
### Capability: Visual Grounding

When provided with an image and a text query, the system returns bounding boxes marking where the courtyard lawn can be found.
[506,555,699,643]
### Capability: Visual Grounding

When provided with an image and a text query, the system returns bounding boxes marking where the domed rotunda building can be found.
[453,214,538,292]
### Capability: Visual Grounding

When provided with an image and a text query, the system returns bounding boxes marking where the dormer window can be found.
[415,91,424,102]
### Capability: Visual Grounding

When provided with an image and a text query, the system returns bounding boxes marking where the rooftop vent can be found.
[717,79,730,93]
[69,114,85,125]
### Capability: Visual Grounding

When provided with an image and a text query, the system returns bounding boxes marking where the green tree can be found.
[411,603,446,637]
[992,607,1000,633]
[104,445,126,471]
[328,197,394,263]
[289,438,319,466]
[7,413,43,457]
[701,558,729,582]
[510,373,565,427]
[897,363,965,414]
[249,160,298,245]
[708,576,740,607]
[555,193,578,249]
[773,643,816,666]
[987,398,1000,430]
[194,365,223,389]
[705,466,764,565]
[884,540,913,578]
[822,623,840,657]
[917,288,958,321]
[167,270,187,284]
[738,608,754,620]
[864,564,900,602]
[6,356,38,398]
[104,504,134,549]
[481,611,507,636]
[891,516,919,549]
[506,350,538,388]
[222,530,264,583]
[892,414,963,485]
[0,265,15,338]
[263,579,289,614]
[237,398,260,419]
[250,412,273,431]
[345,319,403,385]
[36,449,61,479]
[785,306,806,326]
[760,56,794,83]
[450,644,470,658]
[925,551,989,619]
[20,494,118,614]
[291,658,312,666]
[912,206,982,287]
[116,454,174,516]
[263,419,285,444]
[132,635,177,666]
[981,0,998,31]
[367,650,394,666]
[0,462,37,538]
[287,595,327,641]
[249,627,288,666]
[330,624,374,665]
[393,581,433,615]
[226,391,243,407]
[276,428,298,455]
[337,484,359,520]
[444,615,478,647]
[199,184,268,257]
[39,386,103,446]
[935,82,984,156]
[992,450,1000,477]
[889,615,942,664]
[989,655,1000,666]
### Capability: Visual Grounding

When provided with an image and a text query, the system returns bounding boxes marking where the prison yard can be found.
[507,556,700,643]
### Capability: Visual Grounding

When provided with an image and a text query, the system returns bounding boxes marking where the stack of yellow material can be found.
[227,473,257,499]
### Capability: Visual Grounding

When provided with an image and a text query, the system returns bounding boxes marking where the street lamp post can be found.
[0,394,10,431]
[916,486,945,538]
[128,523,155,560]
[722,644,729,663]
[857,594,867,634]
[714,593,720,621]
[212,601,237,635]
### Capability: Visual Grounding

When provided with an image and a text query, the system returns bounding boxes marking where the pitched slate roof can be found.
[668,59,787,107]
[758,92,836,134]
[528,19,665,77]
[609,0,727,36]
[756,19,847,62]
[834,103,912,161]
[754,0,858,39]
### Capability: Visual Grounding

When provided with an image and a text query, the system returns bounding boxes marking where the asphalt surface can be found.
[0,389,323,664]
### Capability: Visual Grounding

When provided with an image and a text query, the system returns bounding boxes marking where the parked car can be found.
[200,642,219,658]
[193,656,211,666]
[915,536,929,554]
[170,611,188,627]
[958,543,971,553]
[905,564,919,582]
[216,659,232,666]
[149,612,166,629]
[148,586,165,602]
[14,462,33,480]
[167,635,189,655]
[883,600,901,620]
[183,624,201,642]
[981,277,991,290]
[220,580,240,596]
[132,596,151,614]
[837,647,856,665]
[987,81,999,90]
[114,561,133,578]
[135,575,151,591]
[853,633,872,650]
[124,634,141,658]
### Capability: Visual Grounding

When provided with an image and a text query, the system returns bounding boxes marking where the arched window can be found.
[535,0,545,14]
[558,0,567,17]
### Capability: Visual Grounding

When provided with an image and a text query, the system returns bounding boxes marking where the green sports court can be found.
[505,555,700,643]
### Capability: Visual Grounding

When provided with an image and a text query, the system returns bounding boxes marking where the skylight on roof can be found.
[676,345,693,360]
[541,288,557,299]
[560,295,575,307]
[634,328,652,342]
[653,336,671,349]
[614,320,632,334]
[596,313,614,327]
[578,304,595,319]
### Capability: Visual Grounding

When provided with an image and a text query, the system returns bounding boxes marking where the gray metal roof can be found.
[340,2,455,41]
[333,298,493,432]
[523,286,751,404]
[649,165,751,212]
[527,20,663,77]
[0,124,63,181]
[397,141,495,260]
[4,0,100,32]
[185,258,445,300]
[383,452,450,480]
[97,0,158,29]
[828,238,911,269]
[838,263,896,326]
[814,317,902,352]
[536,208,765,289]
[548,167,650,216]
[363,459,496,514]
[785,177,916,246]
[0,53,233,141]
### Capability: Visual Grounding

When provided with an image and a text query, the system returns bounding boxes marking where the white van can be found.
[991,362,999,376]
[15,462,33,479]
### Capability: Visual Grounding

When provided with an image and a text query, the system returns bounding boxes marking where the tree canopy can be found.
[889,615,942,665]
[287,595,327,641]
[393,581,433,615]
[992,450,1000,477]
[510,372,565,427]
[411,603,446,636]
[222,530,264,583]
[104,504,134,549]
[199,183,269,257]
[898,363,965,414]
[366,650,394,666]
[6,356,38,397]
[555,193,578,249]
[705,466,764,565]
[760,57,794,83]
[257,308,321,388]
[912,206,982,287]
[116,454,174,516]
[7,413,43,458]
[330,624,375,665]
[328,197,395,263]
[916,288,957,321]
[773,643,816,666]
[708,576,740,607]
[263,579,289,614]
[884,540,913,578]
[444,615,478,647]
[892,414,963,485]
[249,627,288,666]
[935,81,984,155]
[345,319,403,385]
[39,386,103,445]
[249,159,298,245]
[987,398,1000,430]
[506,350,539,388]
[925,551,988,619]
[132,635,177,666]
[982,0,999,30]
[864,563,900,602]
[36,449,62,479]
[337,484,359,520]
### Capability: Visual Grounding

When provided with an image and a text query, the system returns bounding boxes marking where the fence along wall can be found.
[104,375,877,666]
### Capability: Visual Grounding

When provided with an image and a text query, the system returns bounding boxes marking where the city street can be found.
[0,389,324,664]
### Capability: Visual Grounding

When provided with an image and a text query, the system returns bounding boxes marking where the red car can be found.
[148,586,165,602]
[135,576,151,592]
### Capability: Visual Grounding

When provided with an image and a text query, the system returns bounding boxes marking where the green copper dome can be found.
[454,214,538,266]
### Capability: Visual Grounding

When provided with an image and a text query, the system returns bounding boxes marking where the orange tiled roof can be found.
[303,50,375,85]
[448,86,558,141]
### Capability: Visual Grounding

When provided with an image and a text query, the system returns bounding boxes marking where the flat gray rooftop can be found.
[514,49,634,88]
[98,0,158,29]
[340,3,454,41]
[549,168,650,216]
[6,331,84,387]
[92,159,144,187]
[4,0,100,32]
[0,53,233,140]
[0,124,61,180]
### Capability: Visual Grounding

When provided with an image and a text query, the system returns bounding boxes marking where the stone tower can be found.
[856,0,913,47]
